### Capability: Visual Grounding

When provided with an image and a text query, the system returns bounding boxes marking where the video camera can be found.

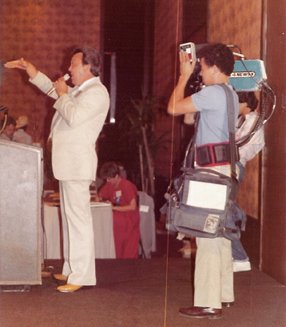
[181,42,276,144]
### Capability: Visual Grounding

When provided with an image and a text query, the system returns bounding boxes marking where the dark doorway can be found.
[99,0,154,183]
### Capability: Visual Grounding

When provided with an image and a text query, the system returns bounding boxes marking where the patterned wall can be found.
[0,0,102,144]
[208,0,263,218]
[208,0,262,58]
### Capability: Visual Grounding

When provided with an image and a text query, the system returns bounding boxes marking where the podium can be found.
[0,140,43,285]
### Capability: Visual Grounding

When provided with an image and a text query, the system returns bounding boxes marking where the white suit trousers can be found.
[194,237,234,309]
[59,180,96,285]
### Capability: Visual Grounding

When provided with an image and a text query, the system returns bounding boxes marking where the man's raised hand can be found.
[4,58,38,78]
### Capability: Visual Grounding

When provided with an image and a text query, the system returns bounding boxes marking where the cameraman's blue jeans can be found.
[232,163,248,261]
[232,239,249,261]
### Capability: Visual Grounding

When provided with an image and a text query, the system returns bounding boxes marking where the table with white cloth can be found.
[43,201,116,259]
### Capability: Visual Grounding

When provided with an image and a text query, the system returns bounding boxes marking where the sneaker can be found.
[233,260,251,272]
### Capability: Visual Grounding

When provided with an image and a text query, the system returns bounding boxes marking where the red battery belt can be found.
[196,142,239,167]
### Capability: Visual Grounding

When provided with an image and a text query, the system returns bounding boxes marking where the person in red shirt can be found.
[98,161,140,259]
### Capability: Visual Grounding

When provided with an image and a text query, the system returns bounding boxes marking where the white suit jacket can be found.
[30,72,110,181]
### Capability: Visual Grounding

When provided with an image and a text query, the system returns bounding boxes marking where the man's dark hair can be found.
[99,161,120,180]
[72,47,101,76]
[237,92,258,111]
[198,43,234,76]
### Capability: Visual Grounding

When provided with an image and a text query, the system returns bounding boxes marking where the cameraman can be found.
[168,43,239,319]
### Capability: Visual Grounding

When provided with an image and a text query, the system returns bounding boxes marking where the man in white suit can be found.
[5,47,110,292]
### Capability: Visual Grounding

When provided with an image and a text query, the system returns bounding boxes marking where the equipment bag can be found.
[166,167,246,239]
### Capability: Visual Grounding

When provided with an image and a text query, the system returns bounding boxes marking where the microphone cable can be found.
[0,105,8,135]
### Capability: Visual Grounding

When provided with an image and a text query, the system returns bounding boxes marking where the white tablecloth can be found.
[43,202,115,259]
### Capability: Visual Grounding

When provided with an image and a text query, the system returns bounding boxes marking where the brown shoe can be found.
[57,284,82,293]
[179,306,222,319]
[53,274,68,282]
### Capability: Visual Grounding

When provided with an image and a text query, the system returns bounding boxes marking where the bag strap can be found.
[182,113,200,169]
[219,84,237,180]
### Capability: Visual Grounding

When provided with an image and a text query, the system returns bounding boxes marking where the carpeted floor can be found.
[0,234,285,327]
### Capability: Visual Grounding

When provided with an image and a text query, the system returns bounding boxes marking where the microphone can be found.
[47,73,70,95]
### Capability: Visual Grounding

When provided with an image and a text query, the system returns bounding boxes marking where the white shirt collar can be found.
[78,76,98,91]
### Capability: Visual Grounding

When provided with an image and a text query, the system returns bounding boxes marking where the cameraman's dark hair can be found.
[198,43,234,76]
[72,47,101,76]
[237,91,258,111]
[99,161,120,180]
